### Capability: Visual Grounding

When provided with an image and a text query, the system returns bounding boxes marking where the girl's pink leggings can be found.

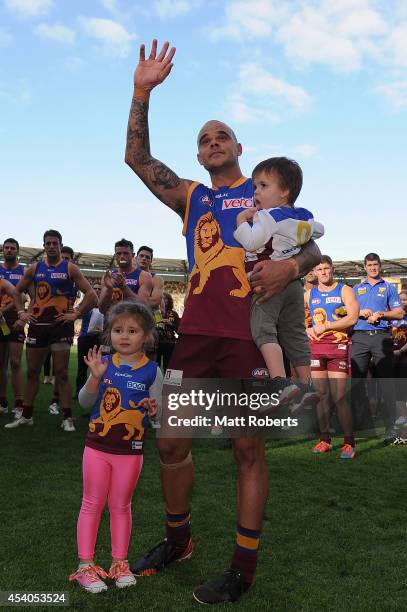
[77,446,143,560]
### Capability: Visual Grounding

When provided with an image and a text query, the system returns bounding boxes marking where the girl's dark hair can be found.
[103,301,155,346]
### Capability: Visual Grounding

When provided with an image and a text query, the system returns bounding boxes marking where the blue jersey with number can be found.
[86,352,158,455]
[181,177,255,340]
[309,283,349,344]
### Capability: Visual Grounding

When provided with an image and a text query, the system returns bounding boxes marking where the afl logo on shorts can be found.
[311,299,321,305]
[252,368,269,378]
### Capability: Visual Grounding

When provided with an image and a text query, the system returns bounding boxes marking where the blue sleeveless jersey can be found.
[86,352,158,455]
[0,264,25,325]
[181,177,255,340]
[309,282,349,344]
[32,259,75,324]
[111,267,142,304]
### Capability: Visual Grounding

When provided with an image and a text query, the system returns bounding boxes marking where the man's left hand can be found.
[367,311,382,325]
[251,259,297,304]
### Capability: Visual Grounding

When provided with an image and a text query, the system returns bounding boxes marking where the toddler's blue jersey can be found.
[86,352,158,455]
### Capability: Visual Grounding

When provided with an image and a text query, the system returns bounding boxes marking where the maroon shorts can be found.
[26,322,74,349]
[311,342,349,374]
[166,334,266,379]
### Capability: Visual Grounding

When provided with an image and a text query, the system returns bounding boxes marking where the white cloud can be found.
[0,27,12,47]
[79,17,135,58]
[35,23,75,45]
[226,63,310,125]
[292,144,319,158]
[386,22,407,68]
[239,63,310,110]
[4,0,52,18]
[153,0,196,19]
[209,1,400,74]
[210,0,287,40]
[0,79,33,104]
[376,80,407,110]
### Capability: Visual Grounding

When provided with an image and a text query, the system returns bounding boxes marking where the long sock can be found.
[165,510,191,549]
[62,407,72,419]
[22,405,33,418]
[344,435,355,447]
[15,398,24,409]
[231,524,260,584]
[320,433,331,443]
[0,396,8,408]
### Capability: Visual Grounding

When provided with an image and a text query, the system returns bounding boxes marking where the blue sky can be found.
[1,0,406,260]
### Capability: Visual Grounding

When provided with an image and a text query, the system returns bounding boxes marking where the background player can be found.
[305,256,359,458]
[0,238,27,416]
[124,40,321,605]
[5,230,97,432]
[99,239,152,314]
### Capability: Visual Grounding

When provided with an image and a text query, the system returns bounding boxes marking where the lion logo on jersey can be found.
[89,387,146,441]
[32,282,68,317]
[394,328,407,349]
[189,212,250,297]
[312,307,347,343]
[112,287,123,303]
[37,282,51,301]
[312,308,327,326]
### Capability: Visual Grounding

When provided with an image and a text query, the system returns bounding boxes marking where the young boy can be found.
[234,157,324,406]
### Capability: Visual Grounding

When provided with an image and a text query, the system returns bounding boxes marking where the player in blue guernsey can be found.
[70,302,162,594]
[125,39,321,604]
[351,253,403,444]
[5,230,97,433]
[0,238,28,416]
[99,238,152,315]
[304,256,359,458]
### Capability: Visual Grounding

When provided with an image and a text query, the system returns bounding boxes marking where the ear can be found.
[237,143,242,157]
[197,152,204,166]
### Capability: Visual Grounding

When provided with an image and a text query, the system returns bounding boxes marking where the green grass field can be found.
[1,348,406,611]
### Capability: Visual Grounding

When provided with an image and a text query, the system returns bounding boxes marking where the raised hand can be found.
[84,346,108,379]
[103,271,114,291]
[134,39,176,91]
[138,397,158,418]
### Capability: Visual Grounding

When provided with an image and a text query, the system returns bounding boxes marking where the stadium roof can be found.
[1,247,406,283]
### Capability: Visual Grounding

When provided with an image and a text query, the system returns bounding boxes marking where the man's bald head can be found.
[197,120,238,146]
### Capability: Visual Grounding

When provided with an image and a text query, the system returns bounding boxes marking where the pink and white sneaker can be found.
[69,564,108,593]
[109,560,137,589]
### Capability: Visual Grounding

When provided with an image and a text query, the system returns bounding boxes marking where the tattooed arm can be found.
[125,40,192,219]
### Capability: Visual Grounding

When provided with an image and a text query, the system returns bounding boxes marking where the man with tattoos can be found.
[125,40,321,605]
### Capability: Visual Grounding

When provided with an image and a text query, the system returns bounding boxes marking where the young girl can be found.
[69,301,163,593]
